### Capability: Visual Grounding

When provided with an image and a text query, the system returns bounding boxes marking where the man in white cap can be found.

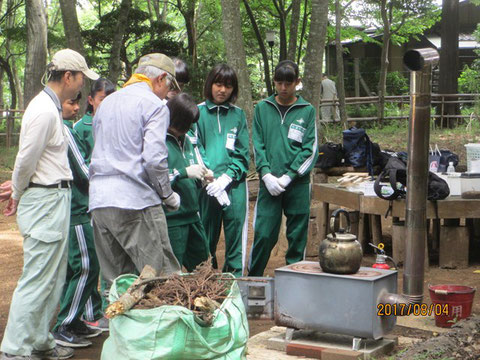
[89,53,182,291]
[0,49,98,360]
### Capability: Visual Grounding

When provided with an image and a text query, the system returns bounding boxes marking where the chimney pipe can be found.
[402,48,439,303]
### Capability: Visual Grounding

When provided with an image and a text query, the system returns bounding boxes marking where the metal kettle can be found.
[319,209,363,274]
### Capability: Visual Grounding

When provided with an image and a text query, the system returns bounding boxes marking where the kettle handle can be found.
[330,209,351,238]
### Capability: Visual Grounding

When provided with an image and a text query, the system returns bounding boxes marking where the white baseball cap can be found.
[50,49,99,80]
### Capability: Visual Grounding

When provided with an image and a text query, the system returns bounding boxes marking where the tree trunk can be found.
[178,0,197,67]
[59,0,85,54]
[335,0,347,126]
[220,0,254,128]
[0,55,17,109]
[0,68,3,109]
[302,0,329,123]
[272,0,289,61]
[287,0,301,61]
[377,0,390,124]
[108,0,131,85]
[24,0,47,107]
[11,59,23,110]
[296,0,308,65]
[438,0,459,128]
[243,0,272,95]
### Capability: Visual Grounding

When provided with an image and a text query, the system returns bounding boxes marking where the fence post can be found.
[440,95,445,129]
[6,107,14,149]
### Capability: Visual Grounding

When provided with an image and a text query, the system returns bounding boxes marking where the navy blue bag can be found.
[342,127,373,175]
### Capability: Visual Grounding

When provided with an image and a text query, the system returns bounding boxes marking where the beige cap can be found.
[50,49,99,80]
[137,53,180,90]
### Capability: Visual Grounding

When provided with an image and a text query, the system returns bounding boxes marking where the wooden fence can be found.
[0,108,24,148]
[320,93,480,127]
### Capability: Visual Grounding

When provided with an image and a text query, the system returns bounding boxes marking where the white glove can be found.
[278,174,292,189]
[206,174,232,197]
[186,164,207,180]
[262,173,285,196]
[215,190,231,207]
[163,192,181,212]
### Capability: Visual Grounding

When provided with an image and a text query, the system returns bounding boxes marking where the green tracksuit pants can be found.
[168,220,210,272]
[53,221,103,331]
[199,180,248,276]
[248,181,311,276]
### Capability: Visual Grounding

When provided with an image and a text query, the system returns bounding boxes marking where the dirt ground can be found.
[0,193,479,359]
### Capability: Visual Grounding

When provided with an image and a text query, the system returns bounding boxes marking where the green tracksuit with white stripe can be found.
[165,133,209,272]
[53,120,103,331]
[249,95,318,276]
[195,99,250,276]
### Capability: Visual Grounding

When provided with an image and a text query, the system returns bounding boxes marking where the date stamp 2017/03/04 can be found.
[377,303,449,316]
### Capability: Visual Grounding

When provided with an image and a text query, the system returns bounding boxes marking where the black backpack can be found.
[343,127,373,175]
[316,142,344,169]
[374,155,450,201]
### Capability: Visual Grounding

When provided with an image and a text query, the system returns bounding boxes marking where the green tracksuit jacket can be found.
[73,112,94,163]
[165,133,202,226]
[195,99,250,275]
[253,94,318,183]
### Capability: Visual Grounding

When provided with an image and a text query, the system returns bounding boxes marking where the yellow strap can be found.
[123,73,153,90]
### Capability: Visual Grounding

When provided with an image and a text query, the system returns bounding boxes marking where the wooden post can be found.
[440,95,445,129]
[369,214,382,246]
[6,107,13,149]
[354,58,360,98]
[318,202,329,242]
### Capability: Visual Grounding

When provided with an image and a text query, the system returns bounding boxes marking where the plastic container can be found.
[428,284,476,328]
[447,162,455,173]
[438,172,461,196]
[465,143,480,172]
[460,172,480,199]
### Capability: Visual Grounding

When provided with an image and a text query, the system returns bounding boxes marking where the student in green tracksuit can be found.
[249,60,318,276]
[52,94,103,348]
[196,64,250,276]
[164,93,210,271]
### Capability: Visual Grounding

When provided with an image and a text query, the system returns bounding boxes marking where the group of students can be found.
[0,49,317,359]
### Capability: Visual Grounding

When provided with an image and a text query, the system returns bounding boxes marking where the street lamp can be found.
[266,30,275,92]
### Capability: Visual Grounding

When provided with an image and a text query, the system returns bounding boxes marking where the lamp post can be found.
[266,30,275,92]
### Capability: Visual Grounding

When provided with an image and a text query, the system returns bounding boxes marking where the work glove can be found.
[206,174,232,197]
[278,174,292,189]
[204,169,215,183]
[186,164,207,181]
[215,190,231,207]
[262,173,285,196]
[163,191,181,212]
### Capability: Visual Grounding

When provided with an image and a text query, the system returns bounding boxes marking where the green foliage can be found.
[458,65,480,94]
[386,71,409,95]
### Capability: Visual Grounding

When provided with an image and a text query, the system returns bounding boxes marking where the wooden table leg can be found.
[358,213,367,250]
[318,202,329,241]
[370,214,382,246]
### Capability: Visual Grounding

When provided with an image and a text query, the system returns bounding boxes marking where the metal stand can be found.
[352,337,362,351]
[285,328,295,342]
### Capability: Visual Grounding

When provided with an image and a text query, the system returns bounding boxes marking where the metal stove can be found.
[274,261,397,340]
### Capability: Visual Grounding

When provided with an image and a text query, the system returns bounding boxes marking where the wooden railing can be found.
[320,93,480,127]
[0,108,24,148]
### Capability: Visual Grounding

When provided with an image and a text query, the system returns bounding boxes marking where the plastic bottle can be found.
[447,161,455,173]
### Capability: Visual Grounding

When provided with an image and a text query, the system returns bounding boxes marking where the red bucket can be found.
[428,284,476,328]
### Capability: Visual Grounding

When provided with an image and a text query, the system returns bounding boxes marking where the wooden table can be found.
[312,183,480,267]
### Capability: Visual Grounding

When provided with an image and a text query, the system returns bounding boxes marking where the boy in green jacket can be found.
[195,64,250,276]
[249,60,318,276]
[164,93,210,271]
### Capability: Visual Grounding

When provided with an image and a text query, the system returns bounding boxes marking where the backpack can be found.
[343,127,373,175]
[316,142,344,169]
[374,155,450,201]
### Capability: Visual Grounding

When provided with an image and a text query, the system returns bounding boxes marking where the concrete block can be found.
[439,225,469,269]
[321,348,362,360]
[286,343,324,358]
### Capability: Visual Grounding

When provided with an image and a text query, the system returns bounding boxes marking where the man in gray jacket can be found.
[320,74,339,122]
[89,53,182,289]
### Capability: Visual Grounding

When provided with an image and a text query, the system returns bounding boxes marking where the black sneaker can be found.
[52,326,91,348]
[69,321,102,339]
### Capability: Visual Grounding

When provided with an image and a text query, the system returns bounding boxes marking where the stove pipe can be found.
[380,48,439,311]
